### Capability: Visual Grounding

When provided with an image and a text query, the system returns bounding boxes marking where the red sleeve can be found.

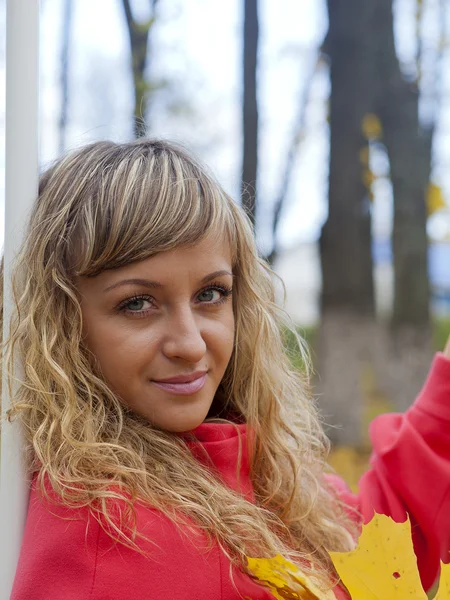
[332,352,450,592]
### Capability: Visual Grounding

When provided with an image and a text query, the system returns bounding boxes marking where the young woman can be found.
[6,139,450,600]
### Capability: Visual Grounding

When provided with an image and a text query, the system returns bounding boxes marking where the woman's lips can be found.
[152,373,207,395]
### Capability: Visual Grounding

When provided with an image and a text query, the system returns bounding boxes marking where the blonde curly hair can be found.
[3,139,357,589]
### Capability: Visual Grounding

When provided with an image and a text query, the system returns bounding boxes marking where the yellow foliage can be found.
[328,362,393,493]
[246,554,336,599]
[362,168,376,190]
[360,362,395,452]
[359,146,370,166]
[328,447,369,494]
[362,114,383,140]
[330,513,450,599]
[247,516,450,599]
[435,562,450,599]
[427,183,447,216]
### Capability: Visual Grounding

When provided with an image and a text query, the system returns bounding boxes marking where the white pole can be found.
[1,1,39,598]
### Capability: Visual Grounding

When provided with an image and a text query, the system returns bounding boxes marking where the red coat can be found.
[11,353,450,599]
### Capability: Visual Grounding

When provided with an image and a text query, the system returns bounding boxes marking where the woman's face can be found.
[76,234,235,432]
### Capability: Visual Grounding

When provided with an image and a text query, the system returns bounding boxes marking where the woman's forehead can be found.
[66,206,237,276]
[75,234,233,291]
[115,236,233,275]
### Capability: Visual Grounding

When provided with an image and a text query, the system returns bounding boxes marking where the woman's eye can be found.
[197,289,221,303]
[123,297,153,312]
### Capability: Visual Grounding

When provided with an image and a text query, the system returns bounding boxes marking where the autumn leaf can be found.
[361,114,383,140]
[359,146,370,166]
[426,182,447,216]
[247,554,336,600]
[329,513,448,599]
[362,168,377,191]
[434,562,450,599]
[247,516,450,599]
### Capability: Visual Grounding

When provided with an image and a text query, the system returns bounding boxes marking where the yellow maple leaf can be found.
[362,168,376,190]
[435,562,450,599]
[247,516,450,599]
[427,182,447,216]
[359,146,370,166]
[329,513,448,599]
[247,554,336,600]
[361,114,383,140]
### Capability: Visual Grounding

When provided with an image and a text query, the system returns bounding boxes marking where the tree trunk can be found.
[318,0,435,441]
[121,0,158,138]
[268,55,321,265]
[321,1,376,316]
[241,0,259,226]
[373,0,431,329]
[370,0,434,410]
[317,0,377,445]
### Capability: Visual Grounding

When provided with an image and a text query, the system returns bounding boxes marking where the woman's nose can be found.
[161,308,207,363]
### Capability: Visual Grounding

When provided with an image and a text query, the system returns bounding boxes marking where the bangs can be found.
[54,140,237,277]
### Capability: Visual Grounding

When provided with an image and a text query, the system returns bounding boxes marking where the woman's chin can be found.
[146,405,213,433]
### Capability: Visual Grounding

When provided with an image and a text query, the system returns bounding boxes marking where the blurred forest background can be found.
[1,0,450,484]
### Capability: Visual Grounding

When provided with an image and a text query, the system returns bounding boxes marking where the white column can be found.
[1,1,40,598]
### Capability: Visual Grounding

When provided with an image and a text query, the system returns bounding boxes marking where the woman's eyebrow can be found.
[201,270,233,283]
[103,279,162,293]
[103,270,233,293]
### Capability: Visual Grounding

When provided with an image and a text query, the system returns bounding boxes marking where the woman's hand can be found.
[444,335,450,359]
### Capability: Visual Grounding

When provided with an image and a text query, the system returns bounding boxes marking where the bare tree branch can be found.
[122,0,134,36]
[121,0,158,137]
[268,52,321,264]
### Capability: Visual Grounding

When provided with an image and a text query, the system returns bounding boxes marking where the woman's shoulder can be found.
[28,470,166,529]
[11,474,102,600]
[27,471,95,525]
[27,470,207,547]
[14,473,228,600]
